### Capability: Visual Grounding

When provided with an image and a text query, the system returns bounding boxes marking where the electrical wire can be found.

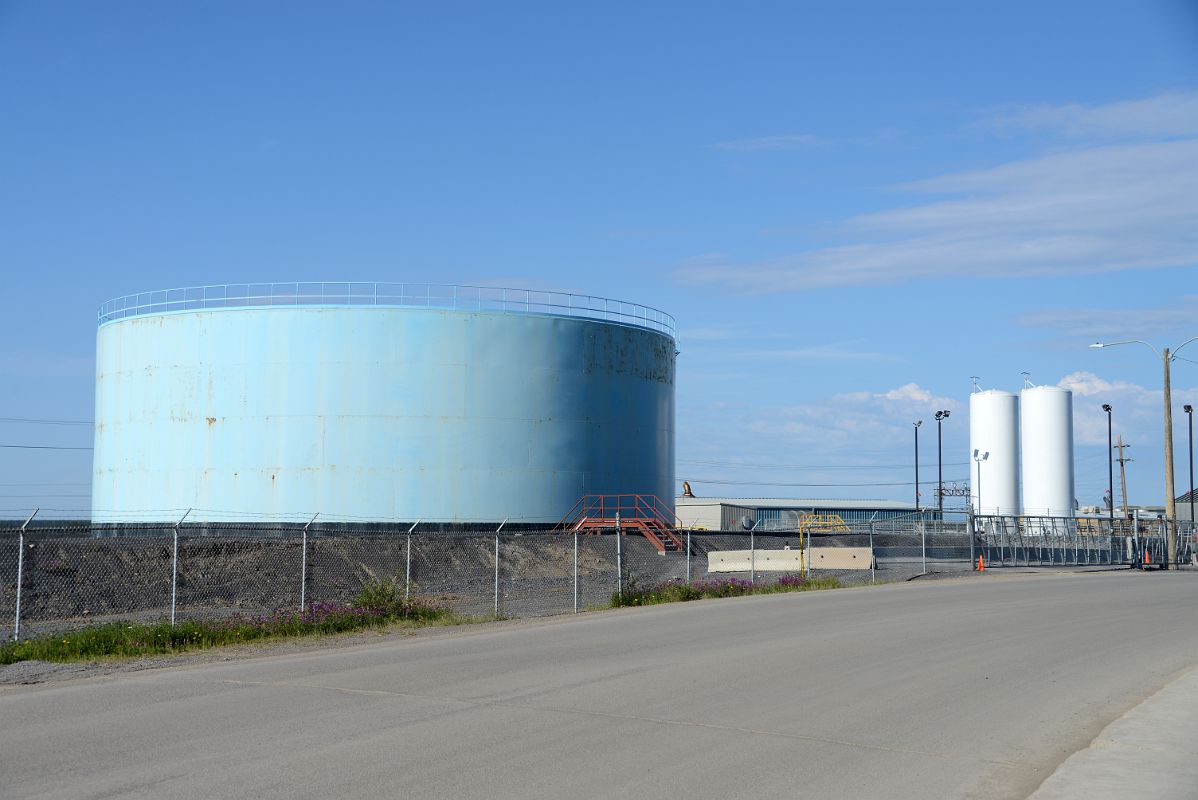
[680,476,968,488]
[0,417,92,426]
[678,458,970,470]
[0,444,93,450]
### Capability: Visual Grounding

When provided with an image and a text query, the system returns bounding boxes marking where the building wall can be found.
[93,307,675,522]
[674,499,916,531]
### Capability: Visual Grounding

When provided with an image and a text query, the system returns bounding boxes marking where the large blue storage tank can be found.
[92,283,676,523]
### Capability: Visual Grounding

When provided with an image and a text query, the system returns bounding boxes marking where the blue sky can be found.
[2,1,1197,517]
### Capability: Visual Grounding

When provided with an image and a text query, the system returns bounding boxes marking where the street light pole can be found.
[1103,404,1114,526]
[935,410,950,517]
[914,420,922,513]
[1185,404,1194,535]
[1091,337,1198,569]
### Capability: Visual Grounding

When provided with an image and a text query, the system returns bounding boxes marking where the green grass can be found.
[0,578,464,665]
[611,574,842,608]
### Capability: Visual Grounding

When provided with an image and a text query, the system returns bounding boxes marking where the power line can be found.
[0,444,93,450]
[679,458,970,470]
[0,483,90,487]
[0,417,92,426]
[680,476,968,488]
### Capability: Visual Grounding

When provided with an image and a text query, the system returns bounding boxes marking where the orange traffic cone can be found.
[1144,549,1151,565]
[977,555,985,572]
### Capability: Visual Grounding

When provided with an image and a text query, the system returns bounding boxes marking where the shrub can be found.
[0,595,457,665]
[611,573,841,608]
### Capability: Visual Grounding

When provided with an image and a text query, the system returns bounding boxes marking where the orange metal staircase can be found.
[556,494,686,554]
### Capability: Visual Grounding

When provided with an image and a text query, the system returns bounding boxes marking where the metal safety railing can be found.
[96,282,676,338]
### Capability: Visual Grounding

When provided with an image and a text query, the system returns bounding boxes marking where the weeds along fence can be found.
[0,516,1193,640]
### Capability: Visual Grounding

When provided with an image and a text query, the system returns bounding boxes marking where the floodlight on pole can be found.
[914,420,922,512]
[1102,404,1114,525]
[1185,404,1194,534]
[934,410,950,516]
[972,449,989,515]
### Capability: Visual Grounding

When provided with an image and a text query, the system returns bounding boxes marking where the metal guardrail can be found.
[97,282,677,338]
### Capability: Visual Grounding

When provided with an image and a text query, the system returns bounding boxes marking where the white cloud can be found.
[982,90,1198,140]
[1058,370,1148,398]
[678,94,1198,292]
[880,383,931,402]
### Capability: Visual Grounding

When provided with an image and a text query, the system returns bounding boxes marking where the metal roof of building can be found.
[675,497,916,510]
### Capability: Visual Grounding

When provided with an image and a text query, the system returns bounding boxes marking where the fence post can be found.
[921,516,927,575]
[573,530,579,614]
[494,519,506,618]
[171,508,191,627]
[750,522,756,586]
[300,513,317,611]
[405,519,420,602]
[805,522,812,579]
[686,528,691,583]
[967,511,974,569]
[615,512,622,600]
[13,508,37,641]
[869,519,876,585]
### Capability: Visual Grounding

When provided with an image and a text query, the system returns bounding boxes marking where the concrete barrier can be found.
[708,547,873,573]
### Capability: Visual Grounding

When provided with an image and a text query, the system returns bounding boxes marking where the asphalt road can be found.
[3,570,1197,800]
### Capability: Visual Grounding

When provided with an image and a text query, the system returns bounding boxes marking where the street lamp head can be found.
[943,410,950,418]
[1186,404,1193,414]
[1102,403,1111,412]
[914,420,922,428]
[1090,342,1105,349]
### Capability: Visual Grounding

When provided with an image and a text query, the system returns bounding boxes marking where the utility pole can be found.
[1163,347,1178,567]
[1114,435,1133,519]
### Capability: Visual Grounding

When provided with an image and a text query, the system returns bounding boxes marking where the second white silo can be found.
[969,389,1020,515]
[1020,385,1075,518]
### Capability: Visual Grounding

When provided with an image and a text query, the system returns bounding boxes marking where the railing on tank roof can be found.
[96,282,676,338]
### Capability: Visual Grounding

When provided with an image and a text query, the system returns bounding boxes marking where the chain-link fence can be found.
[2,514,1193,640]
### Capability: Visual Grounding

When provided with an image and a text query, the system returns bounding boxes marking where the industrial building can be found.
[674,496,917,531]
[92,282,676,523]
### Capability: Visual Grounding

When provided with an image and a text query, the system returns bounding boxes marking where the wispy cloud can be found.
[679,93,1198,292]
[677,325,744,343]
[737,343,895,362]
[755,382,959,445]
[1014,298,1198,340]
[982,90,1198,140]
[716,134,821,151]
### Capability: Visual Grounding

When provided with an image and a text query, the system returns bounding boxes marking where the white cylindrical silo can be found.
[1020,385,1075,519]
[969,390,1021,515]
